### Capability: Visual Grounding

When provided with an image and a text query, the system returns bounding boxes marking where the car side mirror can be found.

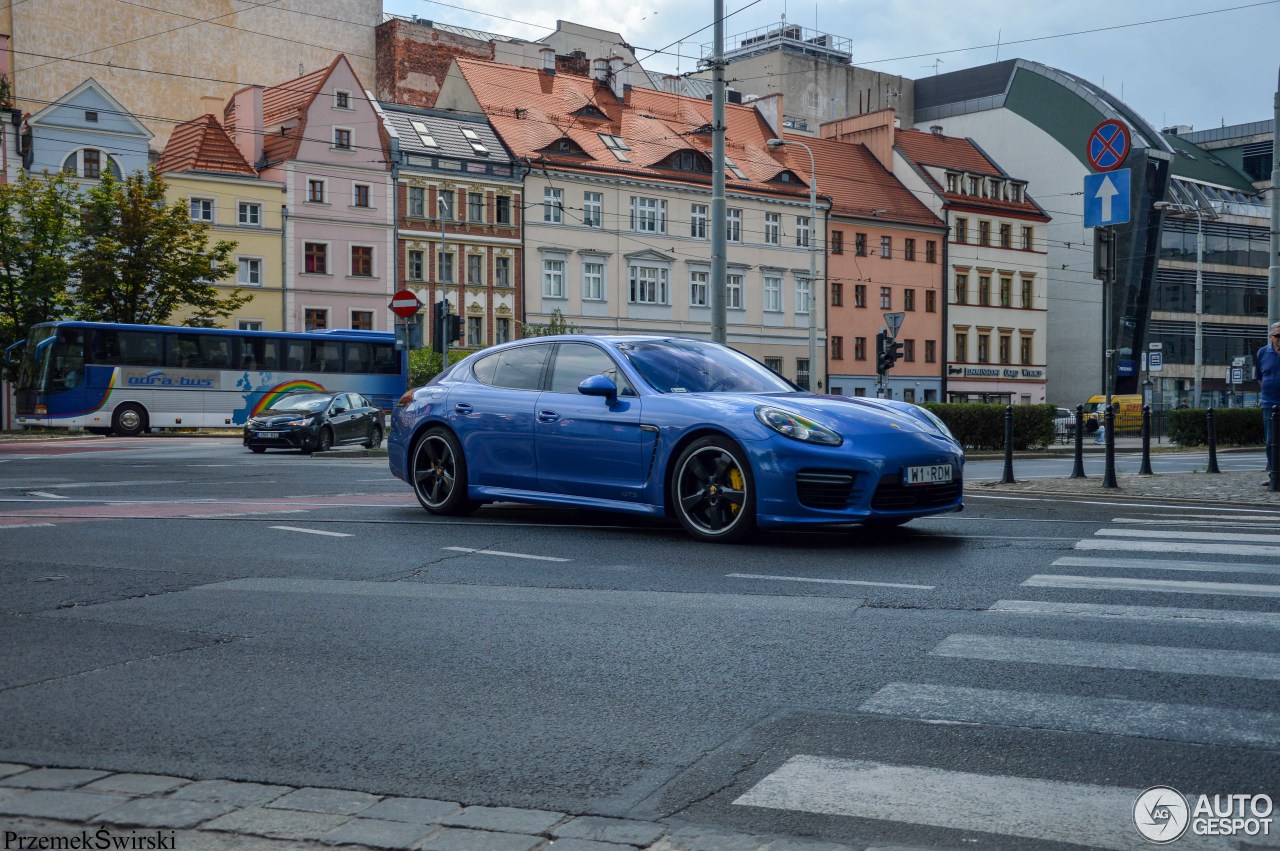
[332,406,346,415]
[578,373,618,404]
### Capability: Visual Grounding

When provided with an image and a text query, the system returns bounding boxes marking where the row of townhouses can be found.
[0,7,1271,408]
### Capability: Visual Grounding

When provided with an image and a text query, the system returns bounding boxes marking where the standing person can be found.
[1257,321,1280,473]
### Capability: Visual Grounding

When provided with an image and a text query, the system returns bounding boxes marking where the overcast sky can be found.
[385,0,1279,133]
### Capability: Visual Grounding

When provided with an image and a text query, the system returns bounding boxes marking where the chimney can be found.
[930,124,944,136]
[200,95,223,117]
[232,85,264,167]
[540,47,556,75]
[608,55,627,100]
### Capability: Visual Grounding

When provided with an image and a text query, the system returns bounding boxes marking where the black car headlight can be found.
[283,416,315,428]
[754,406,842,446]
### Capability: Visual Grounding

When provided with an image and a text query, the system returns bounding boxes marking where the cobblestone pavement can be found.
[977,468,1280,506]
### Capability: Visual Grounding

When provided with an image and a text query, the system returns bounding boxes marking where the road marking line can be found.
[0,523,57,529]
[727,572,934,590]
[1053,554,1280,576]
[444,547,570,562]
[931,633,1280,680]
[27,491,68,499]
[1075,538,1280,557]
[1025,573,1280,599]
[269,526,353,538]
[967,494,1279,513]
[733,756,1231,851]
[1097,528,1280,544]
[989,599,1280,628]
[859,682,1280,750]
[1114,515,1280,525]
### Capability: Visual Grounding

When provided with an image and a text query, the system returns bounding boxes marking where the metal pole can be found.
[1102,403,1118,488]
[806,144,818,392]
[1270,406,1279,491]
[709,0,727,345]
[1070,405,1087,478]
[1000,405,1015,484]
[1206,407,1221,474]
[1139,404,1153,475]
[439,196,448,363]
[1194,208,1204,408]
[1269,66,1279,330]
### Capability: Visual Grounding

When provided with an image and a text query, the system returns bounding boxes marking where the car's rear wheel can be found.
[316,427,333,453]
[411,427,479,515]
[671,435,756,543]
[364,423,383,449]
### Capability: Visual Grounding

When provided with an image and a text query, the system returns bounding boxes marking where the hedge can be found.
[1164,407,1269,447]
[921,402,1056,451]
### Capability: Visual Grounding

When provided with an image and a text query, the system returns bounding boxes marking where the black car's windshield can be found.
[616,339,795,394]
[266,393,332,413]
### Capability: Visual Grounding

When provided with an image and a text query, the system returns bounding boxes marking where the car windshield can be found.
[616,339,795,394]
[266,393,332,413]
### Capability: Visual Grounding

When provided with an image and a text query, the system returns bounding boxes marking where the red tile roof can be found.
[894,128,1048,220]
[224,55,349,166]
[157,114,255,176]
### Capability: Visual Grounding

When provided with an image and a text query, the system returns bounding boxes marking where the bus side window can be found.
[202,336,232,370]
[261,341,280,371]
[90,330,121,364]
[345,343,371,373]
[372,345,398,375]
[285,342,307,372]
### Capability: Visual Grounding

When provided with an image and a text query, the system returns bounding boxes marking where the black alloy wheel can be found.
[671,435,756,543]
[316,427,333,453]
[364,422,384,449]
[411,427,479,515]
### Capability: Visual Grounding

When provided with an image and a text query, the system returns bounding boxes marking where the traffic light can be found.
[431,300,448,354]
[876,330,904,374]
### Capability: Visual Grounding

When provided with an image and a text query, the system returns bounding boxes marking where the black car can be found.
[244,391,384,454]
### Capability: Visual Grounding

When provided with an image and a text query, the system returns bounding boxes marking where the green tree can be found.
[74,169,247,327]
[0,171,81,374]
[520,308,581,337]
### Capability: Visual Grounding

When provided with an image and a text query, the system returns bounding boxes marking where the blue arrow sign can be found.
[1083,169,1131,228]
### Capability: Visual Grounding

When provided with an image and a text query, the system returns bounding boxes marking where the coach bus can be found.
[5,321,406,436]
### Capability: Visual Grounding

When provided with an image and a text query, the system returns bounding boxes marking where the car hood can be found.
[696,392,947,438]
[251,410,318,424]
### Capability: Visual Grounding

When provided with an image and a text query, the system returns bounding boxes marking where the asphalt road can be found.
[1,436,1278,850]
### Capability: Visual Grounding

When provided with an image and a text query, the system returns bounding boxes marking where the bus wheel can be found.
[112,404,148,437]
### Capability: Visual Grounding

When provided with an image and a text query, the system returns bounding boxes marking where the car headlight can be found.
[755,406,842,446]
[283,416,315,427]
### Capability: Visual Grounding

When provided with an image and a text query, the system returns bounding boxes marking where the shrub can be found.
[922,402,1056,451]
[407,348,470,388]
[1165,408,1265,447]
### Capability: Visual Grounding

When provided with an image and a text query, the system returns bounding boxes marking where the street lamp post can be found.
[767,138,820,392]
[438,195,449,362]
[1155,201,1215,408]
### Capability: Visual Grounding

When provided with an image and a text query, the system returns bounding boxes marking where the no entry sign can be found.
[389,289,422,318]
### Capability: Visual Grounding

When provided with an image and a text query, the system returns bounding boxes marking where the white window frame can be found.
[629,196,666,234]
[237,256,263,286]
[408,186,426,218]
[582,260,606,301]
[763,275,782,312]
[466,252,484,285]
[542,256,567,298]
[726,208,742,243]
[495,255,511,287]
[332,126,354,151]
[333,89,352,110]
[583,192,603,228]
[189,197,214,222]
[726,273,743,310]
[796,278,812,314]
[237,201,261,226]
[349,243,376,278]
[689,270,708,307]
[543,187,563,224]
[306,178,327,204]
[628,263,669,305]
[764,212,780,246]
[467,191,485,223]
[691,204,708,239]
[796,216,810,248]
[352,182,371,208]
[237,320,264,332]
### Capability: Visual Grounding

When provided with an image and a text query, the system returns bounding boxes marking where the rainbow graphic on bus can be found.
[251,380,326,417]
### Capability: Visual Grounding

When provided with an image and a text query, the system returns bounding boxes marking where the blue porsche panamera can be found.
[388,335,963,543]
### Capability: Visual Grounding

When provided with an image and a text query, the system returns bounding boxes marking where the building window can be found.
[691,204,708,239]
[926,290,937,313]
[955,218,968,244]
[583,262,605,301]
[946,173,958,192]
[237,257,262,286]
[238,320,262,331]
[468,192,485,223]
[854,337,866,361]
[438,249,454,283]
[855,284,866,308]
[954,273,968,304]
[304,242,328,274]
[467,254,483,285]
[1011,184,1024,203]
[630,196,666,233]
[764,212,780,245]
[904,238,916,261]
[334,90,351,109]
[999,334,1012,364]
[830,336,843,360]
[926,240,937,263]
[1021,226,1034,250]
[189,198,214,222]
[954,331,967,363]
[352,183,370,208]
[408,186,425,218]
[765,357,783,374]
[1000,223,1012,248]
[688,270,709,307]
[1020,335,1033,364]
[439,190,455,220]
[495,195,513,225]
[304,308,329,330]
[726,208,742,243]
[796,216,810,248]
[880,235,892,258]
[764,275,782,312]
[333,128,353,150]
[351,310,373,331]
[903,339,915,362]
[796,359,811,391]
[543,257,566,298]
[968,175,981,195]
[1000,277,1012,307]
[879,287,891,309]
[796,278,811,314]
[408,250,424,281]
[925,340,936,363]
[855,232,867,256]
[543,187,562,223]
[466,315,483,348]
[721,273,743,310]
[979,275,991,306]
[977,333,990,363]
[83,148,101,178]
[350,246,373,277]
[1021,277,1033,308]
[979,220,991,246]
[629,264,669,304]
[495,318,512,344]
[830,282,843,307]
[238,202,261,226]
[307,179,326,204]
[495,256,511,287]
[583,192,602,228]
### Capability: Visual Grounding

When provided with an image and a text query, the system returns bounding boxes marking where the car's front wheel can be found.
[411,427,479,515]
[364,422,383,449]
[671,435,756,543]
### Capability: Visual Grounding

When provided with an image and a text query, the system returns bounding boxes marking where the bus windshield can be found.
[14,325,58,392]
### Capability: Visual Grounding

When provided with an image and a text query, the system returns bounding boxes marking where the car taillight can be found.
[396,389,416,407]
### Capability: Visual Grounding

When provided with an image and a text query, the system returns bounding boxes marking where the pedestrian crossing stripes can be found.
[1024,573,1280,598]
[989,599,1280,628]
[1075,537,1280,557]
[1052,555,1280,576]
[1097,528,1280,544]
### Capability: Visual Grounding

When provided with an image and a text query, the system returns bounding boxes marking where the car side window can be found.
[548,343,634,396]
[331,393,349,412]
[490,344,551,391]
[471,352,500,385]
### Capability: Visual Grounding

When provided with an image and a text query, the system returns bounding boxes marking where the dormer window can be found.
[571,104,609,121]
[967,175,980,195]
[1010,183,1024,203]
[723,156,747,180]
[410,121,438,149]
[539,136,589,158]
[599,133,630,163]
[945,172,958,193]
[989,178,1003,199]
[659,149,710,174]
[461,127,489,157]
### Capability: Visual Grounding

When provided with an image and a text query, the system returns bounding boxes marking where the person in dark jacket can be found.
[1257,321,1280,473]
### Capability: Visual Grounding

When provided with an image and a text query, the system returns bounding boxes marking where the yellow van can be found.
[1082,395,1144,433]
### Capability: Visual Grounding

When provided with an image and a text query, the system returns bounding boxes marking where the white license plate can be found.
[256,431,280,439]
[904,464,952,485]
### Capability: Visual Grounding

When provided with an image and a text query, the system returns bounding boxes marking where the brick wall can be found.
[376,18,496,108]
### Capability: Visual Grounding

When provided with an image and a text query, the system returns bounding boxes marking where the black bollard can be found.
[1070,404,1086,479]
[1206,407,1221,474]
[1270,406,1279,492]
[1102,403,1118,488]
[1138,405,1153,475]
[1001,405,1016,484]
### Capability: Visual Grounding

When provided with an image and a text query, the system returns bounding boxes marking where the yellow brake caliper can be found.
[727,466,743,515]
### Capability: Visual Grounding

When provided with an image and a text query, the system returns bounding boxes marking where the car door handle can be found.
[538,410,560,423]
[454,403,473,415]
